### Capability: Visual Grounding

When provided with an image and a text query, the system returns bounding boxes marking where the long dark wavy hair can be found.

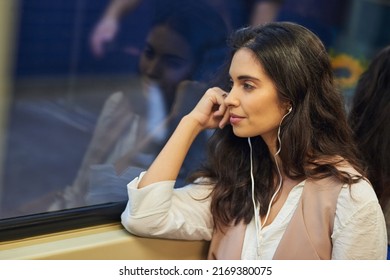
[190,22,364,230]
[349,45,390,208]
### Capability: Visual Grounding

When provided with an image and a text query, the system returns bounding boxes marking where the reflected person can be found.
[48,3,228,210]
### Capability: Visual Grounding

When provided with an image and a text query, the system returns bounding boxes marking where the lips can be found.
[229,113,244,125]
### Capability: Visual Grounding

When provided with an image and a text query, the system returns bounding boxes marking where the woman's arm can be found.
[121,87,229,239]
[90,0,142,57]
[121,173,214,240]
[138,87,229,188]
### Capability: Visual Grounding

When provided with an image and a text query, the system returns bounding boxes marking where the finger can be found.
[213,94,227,116]
[219,107,230,129]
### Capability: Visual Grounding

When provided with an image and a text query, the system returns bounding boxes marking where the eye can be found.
[228,79,233,91]
[243,81,255,91]
[142,45,155,59]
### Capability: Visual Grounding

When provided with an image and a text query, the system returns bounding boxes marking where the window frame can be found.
[0,201,127,242]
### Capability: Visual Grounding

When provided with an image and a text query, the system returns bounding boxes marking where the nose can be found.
[224,87,239,107]
[145,58,162,79]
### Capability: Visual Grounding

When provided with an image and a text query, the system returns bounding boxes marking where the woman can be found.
[349,45,390,259]
[121,22,387,259]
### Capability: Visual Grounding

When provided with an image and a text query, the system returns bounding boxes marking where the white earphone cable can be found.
[247,107,292,258]
[248,137,261,257]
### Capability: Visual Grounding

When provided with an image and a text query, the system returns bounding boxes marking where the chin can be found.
[231,127,254,138]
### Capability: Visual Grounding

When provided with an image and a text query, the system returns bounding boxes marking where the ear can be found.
[282,101,293,113]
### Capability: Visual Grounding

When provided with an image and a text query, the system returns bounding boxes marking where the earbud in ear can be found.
[288,106,292,113]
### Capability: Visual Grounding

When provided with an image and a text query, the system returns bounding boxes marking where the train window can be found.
[1,0,389,242]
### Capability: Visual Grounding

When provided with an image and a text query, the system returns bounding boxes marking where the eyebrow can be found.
[145,43,189,61]
[239,75,260,81]
[163,53,188,61]
[229,75,261,82]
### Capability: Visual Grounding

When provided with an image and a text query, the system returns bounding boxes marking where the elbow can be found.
[120,206,170,237]
[121,210,150,237]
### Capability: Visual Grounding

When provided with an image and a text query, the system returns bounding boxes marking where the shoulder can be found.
[334,178,382,234]
[338,178,378,211]
[330,160,382,232]
[331,178,387,259]
[97,91,136,126]
[102,92,126,112]
[334,159,376,204]
[335,160,379,218]
[95,92,127,122]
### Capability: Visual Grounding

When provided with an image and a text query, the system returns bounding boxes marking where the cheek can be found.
[138,56,148,75]
[249,104,283,130]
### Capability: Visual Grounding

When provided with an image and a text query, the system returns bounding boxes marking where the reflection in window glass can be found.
[1,0,231,219]
[1,0,389,227]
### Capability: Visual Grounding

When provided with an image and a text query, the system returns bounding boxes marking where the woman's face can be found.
[225,48,288,151]
[139,25,195,102]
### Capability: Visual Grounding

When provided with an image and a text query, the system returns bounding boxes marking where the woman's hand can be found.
[90,17,119,57]
[188,87,230,130]
[137,87,229,188]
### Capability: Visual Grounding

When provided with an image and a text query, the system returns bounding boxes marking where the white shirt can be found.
[121,172,388,259]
